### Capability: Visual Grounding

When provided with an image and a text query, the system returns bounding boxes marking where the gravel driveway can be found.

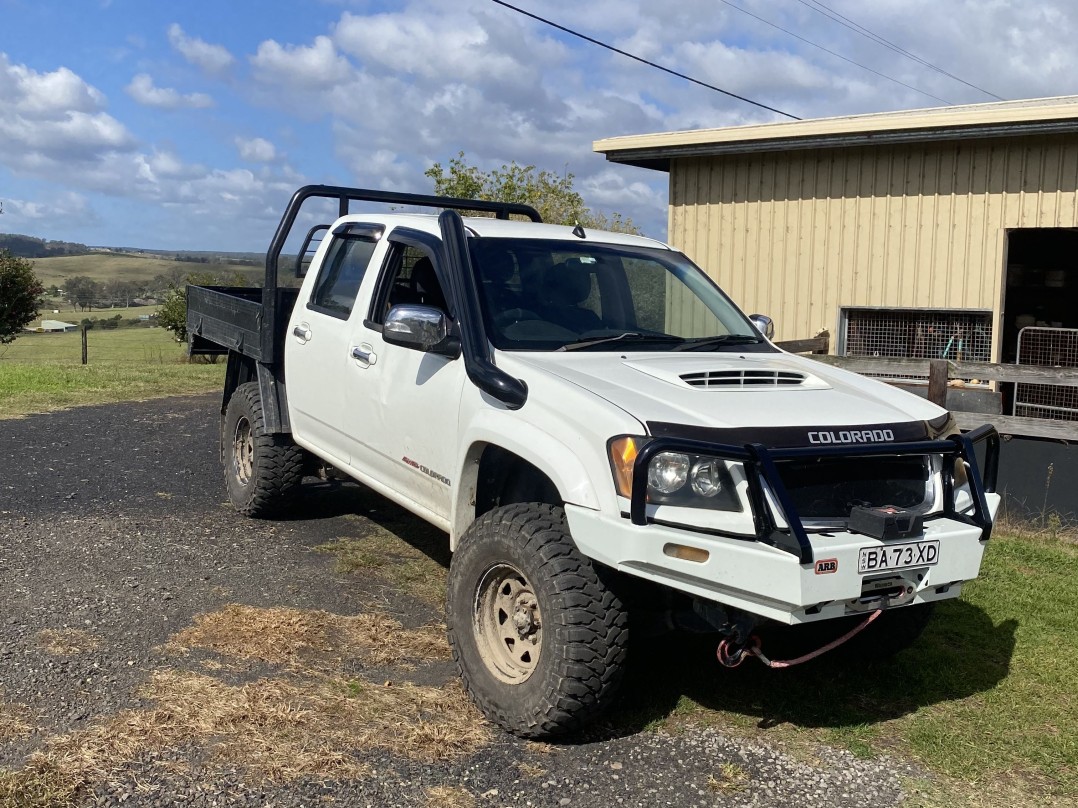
[0,395,919,807]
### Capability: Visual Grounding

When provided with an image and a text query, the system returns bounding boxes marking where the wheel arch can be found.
[223,351,291,443]
[451,425,602,549]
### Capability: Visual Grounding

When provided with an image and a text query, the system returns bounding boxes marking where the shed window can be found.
[841,308,992,363]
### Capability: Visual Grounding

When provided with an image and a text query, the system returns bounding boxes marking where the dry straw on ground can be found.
[0,700,32,741]
[0,604,487,804]
[36,628,101,656]
[167,602,449,668]
[425,784,477,808]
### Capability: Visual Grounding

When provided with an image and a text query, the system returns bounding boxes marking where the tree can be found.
[425,152,640,234]
[157,284,189,341]
[0,250,44,343]
[64,275,101,311]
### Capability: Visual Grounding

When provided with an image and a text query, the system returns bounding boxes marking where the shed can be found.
[595,96,1078,379]
[38,320,79,332]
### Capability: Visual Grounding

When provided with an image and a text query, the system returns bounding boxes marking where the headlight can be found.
[608,436,742,512]
[690,458,726,497]
[648,452,690,493]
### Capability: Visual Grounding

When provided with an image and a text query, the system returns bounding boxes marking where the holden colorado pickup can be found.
[187,185,1000,737]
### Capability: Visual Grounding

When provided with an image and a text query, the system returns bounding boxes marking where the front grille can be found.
[681,369,806,388]
[777,456,931,519]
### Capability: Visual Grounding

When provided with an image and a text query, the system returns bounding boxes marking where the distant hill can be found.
[0,232,91,258]
[30,253,262,287]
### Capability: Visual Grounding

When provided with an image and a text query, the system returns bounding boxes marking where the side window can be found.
[307,235,379,319]
[371,244,450,324]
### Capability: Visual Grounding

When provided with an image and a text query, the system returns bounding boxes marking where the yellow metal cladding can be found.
[666,135,1078,356]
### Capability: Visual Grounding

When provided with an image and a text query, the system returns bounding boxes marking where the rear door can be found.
[341,233,466,524]
[285,223,385,465]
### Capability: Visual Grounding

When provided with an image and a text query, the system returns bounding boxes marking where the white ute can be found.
[187,186,1001,738]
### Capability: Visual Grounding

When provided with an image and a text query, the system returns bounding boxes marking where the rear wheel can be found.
[223,382,304,517]
[446,504,628,738]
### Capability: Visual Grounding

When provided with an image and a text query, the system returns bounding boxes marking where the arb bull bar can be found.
[629,424,1000,564]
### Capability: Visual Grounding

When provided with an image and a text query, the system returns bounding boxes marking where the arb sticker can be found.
[815,558,838,574]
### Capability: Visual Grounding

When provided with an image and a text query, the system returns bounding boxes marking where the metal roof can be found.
[594,96,1078,171]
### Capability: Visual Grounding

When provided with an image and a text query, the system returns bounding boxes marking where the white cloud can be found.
[2,191,93,222]
[334,10,527,82]
[0,54,135,173]
[235,136,277,162]
[167,23,235,75]
[125,73,213,109]
[0,60,104,119]
[250,35,352,88]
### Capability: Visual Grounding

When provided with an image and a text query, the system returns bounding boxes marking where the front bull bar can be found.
[629,424,1000,564]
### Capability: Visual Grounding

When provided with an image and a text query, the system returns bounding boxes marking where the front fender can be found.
[451,413,607,548]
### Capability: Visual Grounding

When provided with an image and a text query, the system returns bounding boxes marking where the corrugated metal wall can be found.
[667,134,1078,356]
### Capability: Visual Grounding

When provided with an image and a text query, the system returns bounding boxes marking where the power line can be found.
[489,0,801,120]
[718,0,952,105]
[798,0,1004,101]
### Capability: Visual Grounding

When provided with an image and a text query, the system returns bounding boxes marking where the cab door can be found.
[341,235,466,524]
[285,223,385,466]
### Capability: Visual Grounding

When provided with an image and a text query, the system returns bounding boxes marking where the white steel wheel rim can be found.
[474,562,543,684]
[232,416,254,486]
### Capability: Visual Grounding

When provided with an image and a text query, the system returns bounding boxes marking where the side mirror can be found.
[749,314,774,340]
[383,304,461,358]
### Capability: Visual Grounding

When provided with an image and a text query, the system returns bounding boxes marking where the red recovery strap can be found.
[717,609,882,669]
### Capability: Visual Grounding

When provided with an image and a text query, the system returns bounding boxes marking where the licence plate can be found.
[858,540,939,574]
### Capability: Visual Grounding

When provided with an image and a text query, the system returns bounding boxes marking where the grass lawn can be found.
[0,328,223,418]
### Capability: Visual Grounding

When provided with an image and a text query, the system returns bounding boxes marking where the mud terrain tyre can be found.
[446,504,628,738]
[223,382,304,518]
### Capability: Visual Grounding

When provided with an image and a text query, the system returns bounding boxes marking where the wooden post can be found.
[927,358,948,406]
[81,324,88,365]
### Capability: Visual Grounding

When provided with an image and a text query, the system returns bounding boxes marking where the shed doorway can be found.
[1002,228,1078,363]
[1002,228,1078,420]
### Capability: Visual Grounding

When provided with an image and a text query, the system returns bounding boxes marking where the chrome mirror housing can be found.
[749,314,774,340]
[383,305,460,357]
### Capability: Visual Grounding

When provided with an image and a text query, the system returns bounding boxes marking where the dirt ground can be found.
[0,394,920,807]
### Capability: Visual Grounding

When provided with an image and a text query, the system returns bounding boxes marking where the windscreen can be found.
[469,238,764,351]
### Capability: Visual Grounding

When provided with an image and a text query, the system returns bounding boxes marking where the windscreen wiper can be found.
[673,334,764,351]
[558,332,685,352]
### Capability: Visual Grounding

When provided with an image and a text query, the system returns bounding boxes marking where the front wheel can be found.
[446,504,628,738]
[222,382,304,517]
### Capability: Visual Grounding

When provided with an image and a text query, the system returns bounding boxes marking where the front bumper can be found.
[567,424,1001,625]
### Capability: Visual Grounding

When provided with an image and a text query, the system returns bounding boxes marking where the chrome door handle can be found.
[350,345,376,366]
[292,325,312,340]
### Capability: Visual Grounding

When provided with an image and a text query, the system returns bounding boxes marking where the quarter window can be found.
[308,235,378,318]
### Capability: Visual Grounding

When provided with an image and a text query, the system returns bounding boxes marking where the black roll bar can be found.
[263,184,542,291]
[629,427,1000,564]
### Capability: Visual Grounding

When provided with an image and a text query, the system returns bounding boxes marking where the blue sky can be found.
[1,0,1076,250]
